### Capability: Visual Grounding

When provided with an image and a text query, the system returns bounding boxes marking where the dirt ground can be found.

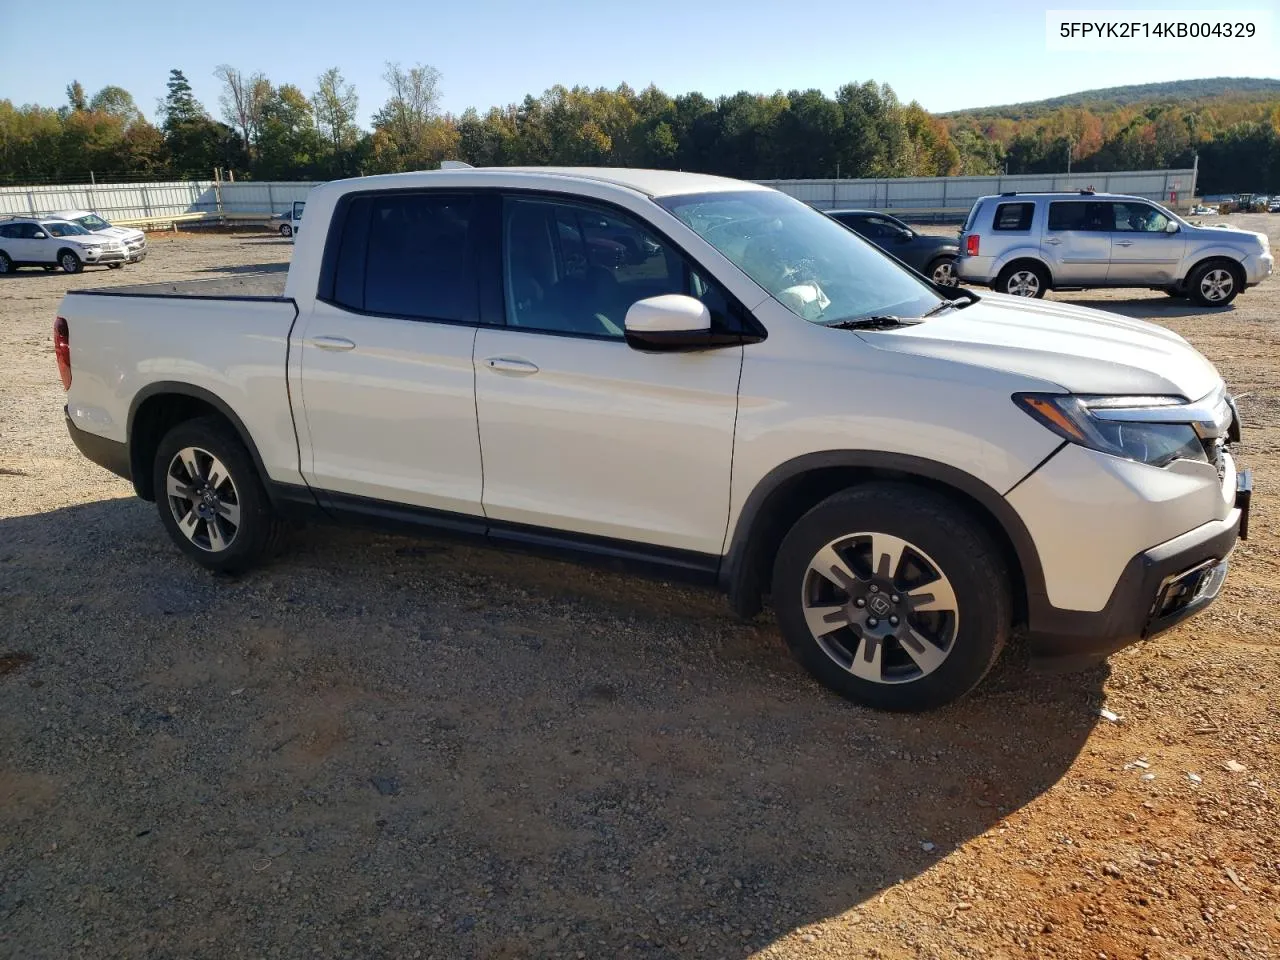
[1,219,1278,960]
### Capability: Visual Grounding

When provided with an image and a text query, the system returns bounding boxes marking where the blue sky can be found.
[1,0,1275,127]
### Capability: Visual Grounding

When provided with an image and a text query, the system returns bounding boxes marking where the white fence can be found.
[0,167,1198,226]
[0,180,316,224]
[763,168,1198,217]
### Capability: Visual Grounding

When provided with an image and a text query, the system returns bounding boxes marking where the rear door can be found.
[1104,201,1186,284]
[1041,201,1110,284]
[294,190,485,518]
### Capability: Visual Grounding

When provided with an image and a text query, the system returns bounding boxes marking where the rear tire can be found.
[996,262,1048,298]
[927,255,959,287]
[1186,261,1241,307]
[107,263,122,270]
[152,417,284,573]
[59,250,83,274]
[772,483,1011,712]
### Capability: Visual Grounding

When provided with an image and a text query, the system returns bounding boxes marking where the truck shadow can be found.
[0,498,1104,958]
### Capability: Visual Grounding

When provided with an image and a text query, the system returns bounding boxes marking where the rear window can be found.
[962,202,981,232]
[992,202,1034,231]
[1047,201,1107,231]
[327,192,478,323]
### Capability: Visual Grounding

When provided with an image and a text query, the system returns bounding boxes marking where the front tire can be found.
[772,484,1011,712]
[0,252,13,275]
[280,224,293,237]
[107,263,122,270]
[1187,261,1241,307]
[152,417,283,573]
[996,262,1048,298]
[59,250,83,274]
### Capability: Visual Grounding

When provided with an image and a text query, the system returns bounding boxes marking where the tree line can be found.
[1,67,1278,193]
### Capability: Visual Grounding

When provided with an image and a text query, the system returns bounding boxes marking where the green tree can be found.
[89,86,143,124]
[255,84,325,178]
[66,81,87,113]
[313,67,361,175]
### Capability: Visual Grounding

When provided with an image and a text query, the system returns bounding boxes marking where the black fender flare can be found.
[126,382,275,502]
[719,450,1051,623]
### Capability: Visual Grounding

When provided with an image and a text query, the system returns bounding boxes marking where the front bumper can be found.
[82,248,127,264]
[1245,251,1273,286]
[1026,469,1251,659]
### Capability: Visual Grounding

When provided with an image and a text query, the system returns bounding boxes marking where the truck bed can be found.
[74,268,288,299]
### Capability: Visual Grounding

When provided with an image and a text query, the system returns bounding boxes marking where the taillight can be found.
[965,234,980,257]
[54,317,71,390]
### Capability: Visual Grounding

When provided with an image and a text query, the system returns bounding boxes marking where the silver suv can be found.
[956,191,1274,307]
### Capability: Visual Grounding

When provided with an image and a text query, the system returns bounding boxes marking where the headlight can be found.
[1014,393,1207,467]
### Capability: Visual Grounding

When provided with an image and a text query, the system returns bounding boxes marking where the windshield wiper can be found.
[921,301,956,318]
[822,314,922,330]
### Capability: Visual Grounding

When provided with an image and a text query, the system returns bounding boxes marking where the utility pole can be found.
[1066,138,1073,175]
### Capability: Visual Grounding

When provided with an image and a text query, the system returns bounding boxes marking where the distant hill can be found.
[943,78,1280,119]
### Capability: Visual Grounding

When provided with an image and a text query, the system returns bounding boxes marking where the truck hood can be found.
[860,292,1221,399]
[92,225,145,242]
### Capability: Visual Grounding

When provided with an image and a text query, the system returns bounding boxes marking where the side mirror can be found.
[624,294,736,351]
[1165,220,1179,233]
[32,231,46,239]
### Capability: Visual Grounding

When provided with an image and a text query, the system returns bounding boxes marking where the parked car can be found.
[1269,199,1280,213]
[827,209,959,286]
[272,211,294,237]
[288,200,304,243]
[0,216,128,274]
[49,210,147,263]
[1190,203,1216,216]
[957,191,1273,306]
[57,168,1250,712]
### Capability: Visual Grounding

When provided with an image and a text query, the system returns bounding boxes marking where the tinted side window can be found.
[832,213,868,235]
[354,193,477,322]
[503,197,734,339]
[1047,202,1107,231]
[21,223,45,239]
[0,225,17,239]
[992,202,1034,231]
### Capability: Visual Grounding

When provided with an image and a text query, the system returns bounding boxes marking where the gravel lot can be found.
[2,221,1278,959]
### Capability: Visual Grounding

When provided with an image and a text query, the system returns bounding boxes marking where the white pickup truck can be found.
[58,167,1252,711]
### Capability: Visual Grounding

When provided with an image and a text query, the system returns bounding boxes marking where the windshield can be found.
[43,221,91,237]
[75,214,110,230]
[657,190,941,324]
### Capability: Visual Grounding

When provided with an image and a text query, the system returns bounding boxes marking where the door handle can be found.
[484,357,539,375]
[1043,237,1062,245]
[1114,240,1134,247]
[310,336,356,351]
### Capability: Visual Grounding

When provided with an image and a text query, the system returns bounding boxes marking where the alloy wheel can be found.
[165,446,241,552]
[800,532,959,684]
[1199,268,1233,302]
[931,260,958,286]
[1005,269,1040,297]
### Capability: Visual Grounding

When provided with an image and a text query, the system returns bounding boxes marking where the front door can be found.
[1041,201,1111,284]
[473,195,743,558]
[294,191,485,517]
[1104,201,1186,284]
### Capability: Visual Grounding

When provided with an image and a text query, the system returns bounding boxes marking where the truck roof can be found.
[323,167,767,199]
